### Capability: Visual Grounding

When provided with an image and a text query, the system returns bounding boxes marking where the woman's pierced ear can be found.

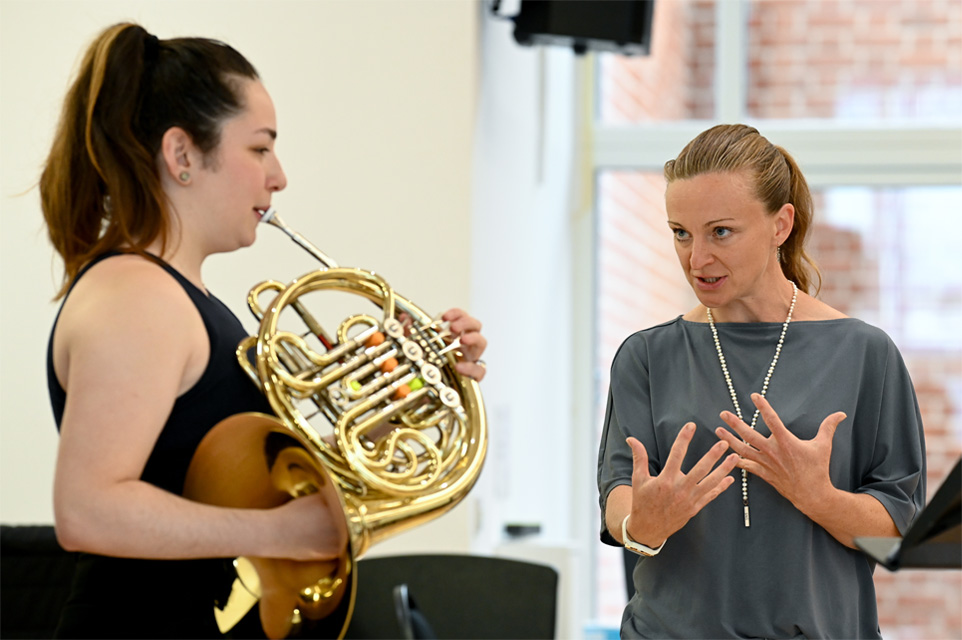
[179,171,191,184]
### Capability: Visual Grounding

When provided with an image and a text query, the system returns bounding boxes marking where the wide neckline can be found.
[676,315,857,327]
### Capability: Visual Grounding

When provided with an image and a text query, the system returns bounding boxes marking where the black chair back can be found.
[344,553,558,639]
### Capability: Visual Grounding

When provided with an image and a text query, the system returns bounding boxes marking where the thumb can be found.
[816,411,846,443]
[627,437,651,484]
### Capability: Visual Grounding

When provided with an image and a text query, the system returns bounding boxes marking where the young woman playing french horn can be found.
[41,22,487,638]
[597,124,926,639]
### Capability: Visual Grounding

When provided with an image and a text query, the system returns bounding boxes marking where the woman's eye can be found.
[714,227,732,238]
[672,228,689,240]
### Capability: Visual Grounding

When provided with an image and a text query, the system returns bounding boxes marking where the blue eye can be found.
[714,227,732,238]
[672,228,690,240]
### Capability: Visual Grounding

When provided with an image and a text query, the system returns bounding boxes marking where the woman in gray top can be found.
[597,124,926,639]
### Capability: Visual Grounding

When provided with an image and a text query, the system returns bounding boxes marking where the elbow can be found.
[54,503,88,552]
[55,528,83,553]
[604,511,623,544]
[53,490,100,553]
[604,485,632,544]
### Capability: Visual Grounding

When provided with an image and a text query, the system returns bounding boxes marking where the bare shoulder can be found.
[59,255,199,334]
[54,254,208,391]
[793,291,848,321]
[70,253,186,300]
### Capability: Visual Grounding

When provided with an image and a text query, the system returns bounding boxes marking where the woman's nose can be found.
[689,238,713,269]
[269,157,287,192]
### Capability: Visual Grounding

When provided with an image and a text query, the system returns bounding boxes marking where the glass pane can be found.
[813,187,962,350]
[593,173,962,637]
[747,0,962,121]
[598,1,716,123]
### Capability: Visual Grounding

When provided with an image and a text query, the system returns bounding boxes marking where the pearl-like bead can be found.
[707,281,798,528]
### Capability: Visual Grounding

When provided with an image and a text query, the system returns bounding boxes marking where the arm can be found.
[799,488,898,549]
[53,258,345,561]
[715,393,898,549]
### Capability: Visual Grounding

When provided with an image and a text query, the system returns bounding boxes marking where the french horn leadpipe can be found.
[260,207,339,269]
[183,208,487,639]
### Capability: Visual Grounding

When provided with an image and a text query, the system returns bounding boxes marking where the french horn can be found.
[183,208,488,639]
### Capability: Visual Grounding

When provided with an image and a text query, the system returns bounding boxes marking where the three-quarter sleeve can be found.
[855,336,927,535]
[597,334,656,546]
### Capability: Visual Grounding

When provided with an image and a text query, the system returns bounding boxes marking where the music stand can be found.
[855,457,961,571]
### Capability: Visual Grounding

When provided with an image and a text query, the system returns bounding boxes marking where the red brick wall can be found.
[599,0,715,122]
[747,0,962,119]
[601,0,962,123]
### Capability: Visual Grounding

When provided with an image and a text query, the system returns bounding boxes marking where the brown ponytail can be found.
[773,146,821,295]
[664,124,822,295]
[39,22,259,298]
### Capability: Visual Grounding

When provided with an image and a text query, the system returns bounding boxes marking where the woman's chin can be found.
[692,289,728,312]
[237,228,258,250]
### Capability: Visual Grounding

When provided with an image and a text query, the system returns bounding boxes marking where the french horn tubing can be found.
[183,208,488,639]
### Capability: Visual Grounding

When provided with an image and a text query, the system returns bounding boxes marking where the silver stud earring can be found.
[179,171,190,183]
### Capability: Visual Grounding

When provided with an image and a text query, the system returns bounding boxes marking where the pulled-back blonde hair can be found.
[664,124,821,294]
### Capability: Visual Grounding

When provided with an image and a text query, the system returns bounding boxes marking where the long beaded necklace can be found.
[706,281,797,528]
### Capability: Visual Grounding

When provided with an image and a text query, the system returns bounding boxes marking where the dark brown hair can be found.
[40,22,259,298]
[664,124,822,294]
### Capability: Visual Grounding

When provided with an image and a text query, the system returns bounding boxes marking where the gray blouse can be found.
[597,317,926,639]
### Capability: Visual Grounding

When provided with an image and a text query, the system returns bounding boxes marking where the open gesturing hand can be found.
[626,423,739,547]
[715,393,846,516]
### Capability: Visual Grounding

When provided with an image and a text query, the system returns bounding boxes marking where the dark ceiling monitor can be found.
[509,0,656,56]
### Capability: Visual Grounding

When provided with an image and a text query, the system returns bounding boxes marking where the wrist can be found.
[622,515,666,557]
[794,481,840,523]
[623,513,667,548]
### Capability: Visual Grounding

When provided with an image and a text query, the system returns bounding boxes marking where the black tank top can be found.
[47,252,274,638]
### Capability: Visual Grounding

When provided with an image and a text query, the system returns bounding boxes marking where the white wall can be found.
[0,0,480,553]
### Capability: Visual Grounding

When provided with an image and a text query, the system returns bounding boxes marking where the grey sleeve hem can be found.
[858,487,917,536]
[600,481,631,546]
